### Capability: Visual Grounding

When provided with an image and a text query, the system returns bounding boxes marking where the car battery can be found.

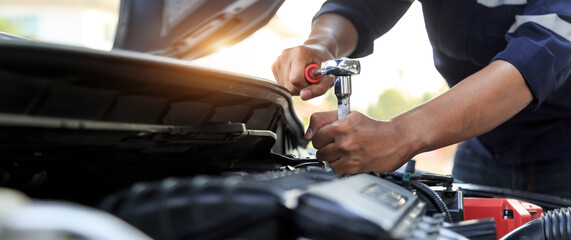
[463,198,543,239]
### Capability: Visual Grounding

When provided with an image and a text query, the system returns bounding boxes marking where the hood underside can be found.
[113,0,284,60]
[0,39,306,161]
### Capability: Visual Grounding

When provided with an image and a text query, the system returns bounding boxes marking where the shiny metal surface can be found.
[335,76,352,119]
[337,100,350,119]
[319,59,360,119]
[320,59,360,76]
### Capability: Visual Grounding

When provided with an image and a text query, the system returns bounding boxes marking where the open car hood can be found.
[113,0,284,59]
[0,37,307,172]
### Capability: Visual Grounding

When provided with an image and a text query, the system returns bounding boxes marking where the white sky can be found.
[193,0,446,111]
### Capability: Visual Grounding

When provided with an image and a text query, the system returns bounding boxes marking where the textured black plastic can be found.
[99,169,338,240]
[422,189,464,222]
[445,218,497,240]
[500,218,545,240]
[411,181,452,223]
[294,174,426,240]
[100,176,289,240]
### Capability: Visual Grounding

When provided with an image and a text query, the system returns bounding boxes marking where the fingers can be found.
[272,48,302,95]
[318,144,364,176]
[329,158,364,176]
[289,55,308,90]
[305,110,338,141]
[271,44,334,98]
[271,47,310,95]
[300,77,333,100]
[310,112,397,175]
[314,122,365,176]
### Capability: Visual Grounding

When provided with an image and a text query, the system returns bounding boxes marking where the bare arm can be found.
[305,13,359,60]
[308,60,533,174]
[396,60,533,156]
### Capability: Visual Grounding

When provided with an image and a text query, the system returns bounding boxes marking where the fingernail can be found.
[304,128,314,140]
[300,89,312,100]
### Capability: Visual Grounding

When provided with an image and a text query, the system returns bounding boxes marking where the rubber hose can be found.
[382,171,454,185]
[411,181,453,223]
[501,207,571,240]
[543,207,571,239]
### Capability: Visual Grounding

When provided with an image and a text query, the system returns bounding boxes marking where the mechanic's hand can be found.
[271,44,334,100]
[305,110,414,175]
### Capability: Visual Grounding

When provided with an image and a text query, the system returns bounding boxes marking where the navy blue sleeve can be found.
[313,0,413,58]
[491,0,571,110]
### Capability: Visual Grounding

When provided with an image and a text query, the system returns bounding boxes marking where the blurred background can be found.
[0,0,455,174]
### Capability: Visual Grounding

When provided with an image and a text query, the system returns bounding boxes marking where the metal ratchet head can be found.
[304,59,361,83]
[304,58,361,119]
[319,59,360,77]
[323,59,360,119]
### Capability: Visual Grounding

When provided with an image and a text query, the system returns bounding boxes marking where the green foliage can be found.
[323,89,337,109]
[0,17,21,35]
[367,85,448,121]
[367,88,409,120]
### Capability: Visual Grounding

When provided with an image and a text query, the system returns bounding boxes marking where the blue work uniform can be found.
[315,0,571,197]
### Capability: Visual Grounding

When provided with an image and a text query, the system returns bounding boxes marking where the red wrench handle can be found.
[304,64,322,83]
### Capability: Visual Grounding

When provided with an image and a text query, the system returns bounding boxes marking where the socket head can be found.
[320,59,361,76]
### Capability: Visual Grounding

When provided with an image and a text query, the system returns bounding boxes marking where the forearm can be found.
[304,13,358,58]
[394,60,533,155]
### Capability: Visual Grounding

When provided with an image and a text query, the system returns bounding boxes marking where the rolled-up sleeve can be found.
[313,0,413,58]
[491,0,571,110]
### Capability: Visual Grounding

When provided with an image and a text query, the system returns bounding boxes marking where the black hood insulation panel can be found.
[0,40,306,158]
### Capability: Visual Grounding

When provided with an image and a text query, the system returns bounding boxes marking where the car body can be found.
[1,1,570,240]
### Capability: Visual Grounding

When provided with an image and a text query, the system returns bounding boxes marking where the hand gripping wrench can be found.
[305,59,360,119]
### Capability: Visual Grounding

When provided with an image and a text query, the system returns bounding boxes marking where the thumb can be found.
[300,77,333,100]
[305,110,338,141]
